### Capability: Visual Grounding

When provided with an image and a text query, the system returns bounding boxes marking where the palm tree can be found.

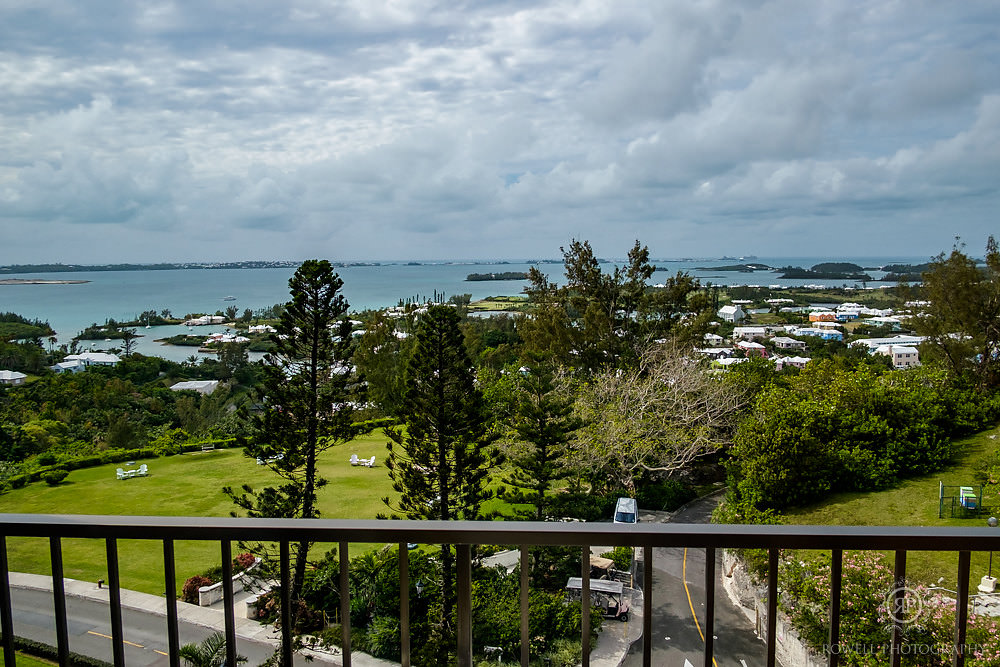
[178,632,247,667]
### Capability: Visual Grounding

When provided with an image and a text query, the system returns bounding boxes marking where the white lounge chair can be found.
[350,454,360,466]
[136,464,148,477]
[256,457,265,465]
[116,468,127,480]
[363,456,376,468]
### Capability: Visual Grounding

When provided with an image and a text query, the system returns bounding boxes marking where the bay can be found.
[0,255,928,362]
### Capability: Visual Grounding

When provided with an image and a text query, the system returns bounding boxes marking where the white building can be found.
[876,345,921,369]
[717,305,746,323]
[63,352,121,367]
[170,380,221,394]
[0,370,27,386]
[703,332,725,346]
[850,335,924,353]
[51,360,87,374]
[771,336,807,351]
[774,356,811,370]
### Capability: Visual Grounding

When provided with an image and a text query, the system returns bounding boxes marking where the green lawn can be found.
[0,431,402,595]
[785,425,1000,589]
[14,653,55,667]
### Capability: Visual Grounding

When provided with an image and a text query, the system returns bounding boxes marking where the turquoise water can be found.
[0,256,928,362]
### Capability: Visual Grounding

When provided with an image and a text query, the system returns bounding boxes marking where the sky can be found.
[1,1,999,264]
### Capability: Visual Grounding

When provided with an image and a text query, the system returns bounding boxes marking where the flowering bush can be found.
[780,551,1000,666]
[235,552,256,571]
[181,575,214,604]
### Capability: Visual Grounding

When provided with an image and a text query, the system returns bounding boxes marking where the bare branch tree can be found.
[573,344,751,492]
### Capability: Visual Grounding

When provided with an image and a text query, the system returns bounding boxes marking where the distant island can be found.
[0,260,384,274]
[695,263,772,272]
[777,262,873,280]
[0,278,90,285]
[466,271,529,281]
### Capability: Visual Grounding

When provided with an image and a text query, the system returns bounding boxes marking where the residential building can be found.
[63,352,121,367]
[170,380,221,394]
[0,370,27,386]
[50,359,87,374]
[736,341,768,358]
[875,345,921,369]
[774,355,810,370]
[717,304,746,323]
[771,336,807,351]
[732,326,767,341]
[794,327,844,342]
[850,335,924,353]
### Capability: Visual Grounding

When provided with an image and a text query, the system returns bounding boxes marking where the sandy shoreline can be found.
[0,278,90,285]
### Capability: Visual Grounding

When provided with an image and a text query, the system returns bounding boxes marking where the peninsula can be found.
[0,278,89,285]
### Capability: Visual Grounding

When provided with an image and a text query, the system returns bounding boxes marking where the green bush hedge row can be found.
[2,633,113,667]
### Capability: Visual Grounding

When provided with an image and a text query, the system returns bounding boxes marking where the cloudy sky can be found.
[1,1,998,263]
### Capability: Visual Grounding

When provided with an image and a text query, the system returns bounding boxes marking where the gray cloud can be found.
[0,0,998,263]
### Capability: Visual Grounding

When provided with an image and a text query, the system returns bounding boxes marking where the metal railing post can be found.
[49,536,70,667]
[279,540,292,667]
[643,545,652,667]
[953,551,971,667]
[221,540,237,667]
[766,548,778,667]
[890,550,907,667]
[0,536,16,667]
[400,543,411,667]
[457,543,473,666]
[163,539,180,667]
[105,538,125,666]
[704,546,715,667]
[340,540,352,667]
[520,545,529,667]
[581,545,591,667]
[828,548,842,667]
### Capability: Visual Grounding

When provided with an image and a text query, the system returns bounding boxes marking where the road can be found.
[9,587,330,666]
[622,495,768,667]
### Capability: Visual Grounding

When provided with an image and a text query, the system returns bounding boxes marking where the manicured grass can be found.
[15,653,55,667]
[785,425,1000,589]
[0,431,402,595]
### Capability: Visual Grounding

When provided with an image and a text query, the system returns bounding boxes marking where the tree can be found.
[520,239,710,372]
[216,342,250,382]
[574,345,751,493]
[224,259,363,604]
[354,312,412,418]
[501,358,582,520]
[120,328,138,357]
[382,305,502,652]
[225,305,239,321]
[911,237,1000,390]
[178,632,247,667]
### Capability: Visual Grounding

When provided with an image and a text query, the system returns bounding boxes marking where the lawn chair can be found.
[350,454,360,466]
[116,468,127,480]
[363,456,376,468]
[136,464,148,477]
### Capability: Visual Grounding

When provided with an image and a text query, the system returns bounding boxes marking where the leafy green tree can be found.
[215,342,250,382]
[912,237,1000,390]
[521,239,709,372]
[501,358,582,520]
[354,312,412,417]
[224,260,363,602]
[382,305,502,652]
[178,632,247,667]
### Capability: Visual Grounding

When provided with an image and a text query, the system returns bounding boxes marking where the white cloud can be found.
[0,0,998,262]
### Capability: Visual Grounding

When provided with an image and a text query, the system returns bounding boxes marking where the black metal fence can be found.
[1,514,999,667]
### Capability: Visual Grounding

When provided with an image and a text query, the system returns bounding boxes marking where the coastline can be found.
[0,278,90,285]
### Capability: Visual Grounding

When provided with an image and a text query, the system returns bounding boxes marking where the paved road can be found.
[622,497,768,667]
[10,587,327,666]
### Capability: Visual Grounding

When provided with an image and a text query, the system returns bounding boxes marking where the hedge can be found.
[2,634,113,667]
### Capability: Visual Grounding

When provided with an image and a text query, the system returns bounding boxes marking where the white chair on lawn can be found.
[136,464,148,477]
[350,454,360,466]
[116,468,127,480]
[363,456,376,468]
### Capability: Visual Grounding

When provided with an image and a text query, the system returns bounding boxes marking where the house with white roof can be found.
[248,324,276,334]
[771,336,807,351]
[717,305,746,323]
[736,340,768,358]
[732,326,767,341]
[794,328,844,342]
[63,352,121,367]
[170,380,221,394]
[850,335,924,353]
[703,332,725,346]
[0,370,27,386]
[51,359,87,374]
[774,356,811,371]
[876,345,921,369]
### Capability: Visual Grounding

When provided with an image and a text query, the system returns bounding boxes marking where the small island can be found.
[0,278,90,285]
[466,271,529,281]
[777,262,873,281]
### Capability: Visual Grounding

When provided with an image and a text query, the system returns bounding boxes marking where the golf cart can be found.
[565,577,630,622]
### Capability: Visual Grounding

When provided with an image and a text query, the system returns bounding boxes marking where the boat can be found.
[223,296,237,301]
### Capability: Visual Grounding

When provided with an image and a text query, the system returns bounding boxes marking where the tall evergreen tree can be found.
[501,358,582,521]
[382,305,502,651]
[224,259,362,602]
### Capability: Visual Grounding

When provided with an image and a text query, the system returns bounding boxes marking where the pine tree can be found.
[502,358,581,520]
[224,259,362,601]
[382,304,502,647]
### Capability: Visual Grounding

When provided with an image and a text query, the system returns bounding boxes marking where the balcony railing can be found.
[1,514,999,667]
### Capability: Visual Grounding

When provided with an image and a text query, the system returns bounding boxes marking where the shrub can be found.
[181,575,214,604]
[36,452,58,466]
[601,546,633,571]
[363,616,401,660]
[235,552,256,571]
[636,478,696,512]
[42,469,69,486]
[9,475,27,489]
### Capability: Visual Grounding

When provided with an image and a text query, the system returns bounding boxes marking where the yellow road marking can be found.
[683,547,719,667]
[154,650,170,656]
[87,630,144,648]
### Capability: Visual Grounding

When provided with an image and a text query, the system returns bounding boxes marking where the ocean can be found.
[0,256,929,363]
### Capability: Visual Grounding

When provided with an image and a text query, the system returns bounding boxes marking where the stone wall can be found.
[198,557,262,607]
[721,550,826,667]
